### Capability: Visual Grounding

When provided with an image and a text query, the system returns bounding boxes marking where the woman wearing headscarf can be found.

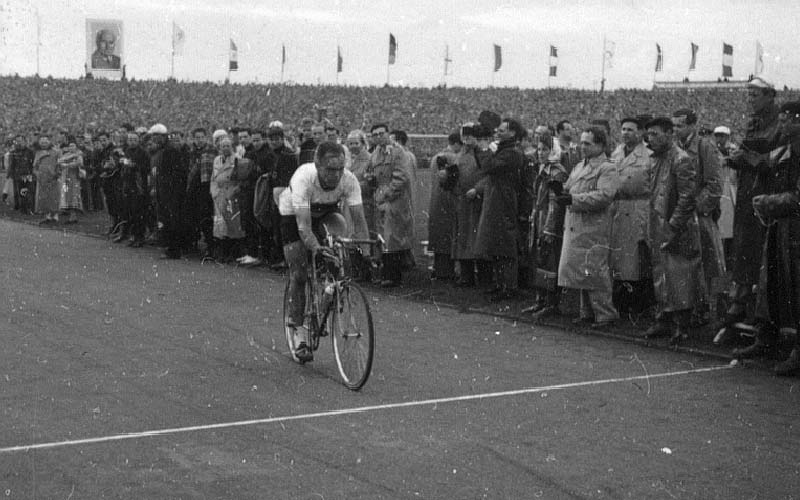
[210,136,247,262]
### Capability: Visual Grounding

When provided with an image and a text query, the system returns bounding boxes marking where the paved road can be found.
[1,219,798,499]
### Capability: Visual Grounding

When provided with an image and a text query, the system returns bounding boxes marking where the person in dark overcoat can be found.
[735,101,800,375]
[471,119,525,301]
[673,108,725,326]
[427,133,462,280]
[723,77,781,326]
[150,124,189,259]
[641,117,703,345]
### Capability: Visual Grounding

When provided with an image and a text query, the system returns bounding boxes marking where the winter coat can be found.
[557,153,619,291]
[58,151,84,211]
[33,147,61,214]
[609,142,652,281]
[753,136,800,329]
[473,139,523,259]
[681,133,726,281]
[347,148,376,233]
[648,144,703,313]
[210,154,247,239]
[372,144,415,252]
[153,145,188,235]
[452,145,483,260]
[529,159,568,268]
[727,104,781,285]
[427,150,458,255]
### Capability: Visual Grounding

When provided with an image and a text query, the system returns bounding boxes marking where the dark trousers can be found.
[457,259,493,286]
[382,252,404,284]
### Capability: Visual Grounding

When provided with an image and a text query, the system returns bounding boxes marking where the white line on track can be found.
[0,364,733,454]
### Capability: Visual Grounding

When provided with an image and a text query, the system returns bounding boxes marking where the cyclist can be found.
[279,141,371,362]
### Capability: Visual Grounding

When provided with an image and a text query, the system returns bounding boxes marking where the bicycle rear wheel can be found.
[283,279,317,364]
[330,282,374,390]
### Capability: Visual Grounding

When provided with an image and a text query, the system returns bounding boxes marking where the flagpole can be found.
[170,22,175,80]
[600,35,606,94]
[35,8,40,75]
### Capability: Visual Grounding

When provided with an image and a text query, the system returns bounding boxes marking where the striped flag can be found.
[722,42,733,77]
[229,39,238,71]
[549,45,558,77]
[655,44,663,72]
[388,34,397,64]
[689,42,698,70]
[493,44,502,72]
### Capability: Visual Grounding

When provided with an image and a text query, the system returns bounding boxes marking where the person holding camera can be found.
[427,132,462,280]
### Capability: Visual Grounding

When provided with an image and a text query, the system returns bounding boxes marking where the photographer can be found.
[427,132,462,280]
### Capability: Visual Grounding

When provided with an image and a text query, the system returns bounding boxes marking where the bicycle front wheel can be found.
[330,282,374,390]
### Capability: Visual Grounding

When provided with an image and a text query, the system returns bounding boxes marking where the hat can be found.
[478,110,501,130]
[748,76,774,89]
[267,126,285,138]
[212,129,228,143]
[713,126,731,136]
[268,120,284,129]
[134,126,148,135]
[148,123,168,135]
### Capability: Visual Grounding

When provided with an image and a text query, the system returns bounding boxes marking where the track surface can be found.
[1,219,798,499]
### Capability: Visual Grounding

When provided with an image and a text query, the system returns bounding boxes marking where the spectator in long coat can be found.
[673,108,725,326]
[609,118,654,314]
[523,133,568,319]
[641,117,702,345]
[427,133,462,280]
[57,139,84,225]
[735,101,800,374]
[150,124,188,259]
[472,119,525,301]
[32,134,61,223]
[210,137,247,262]
[453,126,489,287]
[266,126,299,268]
[723,77,781,327]
[185,128,218,257]
[7,134,35,214]
[556,126,620,328]
[345,129,376,234]
[713,126,737,269]
[370,123,415,287]
[118,132,149,246]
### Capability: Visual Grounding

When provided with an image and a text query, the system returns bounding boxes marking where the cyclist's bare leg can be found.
[284,241,311,357]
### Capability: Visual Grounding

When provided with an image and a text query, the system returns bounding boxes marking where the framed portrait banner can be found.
[86,19,123,79]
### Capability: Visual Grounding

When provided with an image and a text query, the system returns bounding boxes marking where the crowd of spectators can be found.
[2,75,800,376]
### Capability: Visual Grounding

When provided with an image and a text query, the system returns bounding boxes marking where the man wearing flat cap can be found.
[739,101,800,375]
[722,77,782,352]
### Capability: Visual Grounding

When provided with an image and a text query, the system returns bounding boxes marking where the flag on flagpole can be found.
[655,43,663,72]
[604,39,615,69]
[388,34,397,64]
[722,42,733,77]
[493,44,502,72]
[755,40,764,75]
[337,46,342,73]
[172,22,185,55]
[549,45,558,77]
[689,42,698,70]
[229,38,238,71]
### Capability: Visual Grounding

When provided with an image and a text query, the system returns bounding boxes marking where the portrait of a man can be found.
[86,20,123,73]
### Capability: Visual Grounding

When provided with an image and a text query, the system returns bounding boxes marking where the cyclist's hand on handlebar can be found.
[315,246,339,264]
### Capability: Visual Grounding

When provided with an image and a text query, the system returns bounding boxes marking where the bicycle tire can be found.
[283,279,318,364]
[330,281,374,390]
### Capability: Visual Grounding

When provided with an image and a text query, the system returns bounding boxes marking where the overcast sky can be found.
[0,0,797,89]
